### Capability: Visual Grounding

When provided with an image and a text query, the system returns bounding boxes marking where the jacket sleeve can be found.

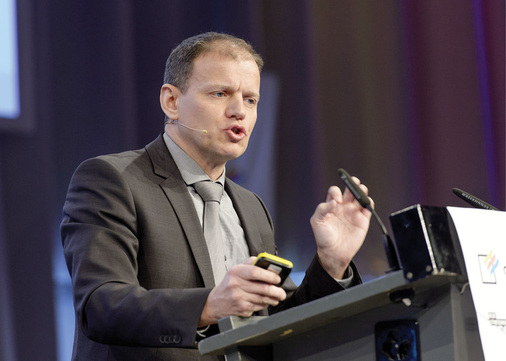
[271,257,362,314]
[61,156,209,348]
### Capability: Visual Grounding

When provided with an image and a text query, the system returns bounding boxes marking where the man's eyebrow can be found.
[245,90,260,98]
[201,82,231,91]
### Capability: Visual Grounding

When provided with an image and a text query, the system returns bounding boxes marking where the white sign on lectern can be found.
[447,207,506,361]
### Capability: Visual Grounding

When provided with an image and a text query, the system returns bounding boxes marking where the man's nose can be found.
[226,95,246,120]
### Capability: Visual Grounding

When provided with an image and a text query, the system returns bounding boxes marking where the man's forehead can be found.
[186,46,261,93]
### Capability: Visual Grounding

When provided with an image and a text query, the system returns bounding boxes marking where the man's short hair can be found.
[163,32,263,93]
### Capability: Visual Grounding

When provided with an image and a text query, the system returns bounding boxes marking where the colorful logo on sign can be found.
[479,251,499,284]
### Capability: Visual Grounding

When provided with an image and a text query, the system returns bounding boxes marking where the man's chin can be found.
[222,146,247,162]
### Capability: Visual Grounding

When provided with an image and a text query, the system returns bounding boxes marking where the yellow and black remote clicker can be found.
[254,252,293,285]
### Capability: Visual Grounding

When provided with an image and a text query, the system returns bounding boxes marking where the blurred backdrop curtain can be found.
[0,1,503,360]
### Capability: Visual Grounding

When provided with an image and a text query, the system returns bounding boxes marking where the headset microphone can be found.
[165,119,208,134]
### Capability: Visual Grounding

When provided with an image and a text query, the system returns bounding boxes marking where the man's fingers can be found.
[340,176,372,208]
[326,185,343,203]
[236,287,285,316]
[230,270,286,300]
[233,261,283,285]
[244,256,257,265]
[212,272,286,319]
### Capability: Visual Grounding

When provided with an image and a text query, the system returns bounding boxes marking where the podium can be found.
[199,206,487,360]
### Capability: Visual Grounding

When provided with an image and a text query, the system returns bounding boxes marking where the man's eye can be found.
[245,98,257,105]
[214,92,225,97]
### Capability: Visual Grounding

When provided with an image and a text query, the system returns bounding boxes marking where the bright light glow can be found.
[0,0,20,119]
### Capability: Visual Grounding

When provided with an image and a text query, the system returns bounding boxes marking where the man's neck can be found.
[164,129,225,181]
[199,163,225,182]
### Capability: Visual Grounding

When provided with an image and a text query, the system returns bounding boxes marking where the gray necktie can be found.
[193,181,227,285]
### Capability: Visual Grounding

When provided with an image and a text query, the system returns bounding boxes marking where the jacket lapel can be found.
[145,135,216,288]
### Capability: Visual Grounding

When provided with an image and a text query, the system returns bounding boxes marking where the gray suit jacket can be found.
[61,134,360,361]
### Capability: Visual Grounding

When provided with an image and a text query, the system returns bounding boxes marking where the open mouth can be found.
[231,127,243,135]
[227,125,247,141]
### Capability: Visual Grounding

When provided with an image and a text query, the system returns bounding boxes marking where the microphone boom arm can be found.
[338,168,401,272]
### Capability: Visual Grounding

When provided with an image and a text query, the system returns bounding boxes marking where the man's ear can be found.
[160,84,180,120]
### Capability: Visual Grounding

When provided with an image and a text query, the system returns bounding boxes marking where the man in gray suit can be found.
[61,32,373,361]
